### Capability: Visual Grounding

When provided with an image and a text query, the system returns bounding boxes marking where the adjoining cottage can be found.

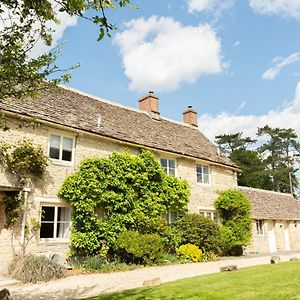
[239,186,300,253]
[0,86,298,274]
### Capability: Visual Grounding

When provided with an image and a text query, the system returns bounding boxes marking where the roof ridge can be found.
[60,85,205,132]
[238,186,292,196]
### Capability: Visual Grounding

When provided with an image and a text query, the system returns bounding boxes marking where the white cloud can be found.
[0,2,77,58]
[198,82,300,141]
[113,16,224,92]
[262,52,300,80]
[249,0,300,20]
[187,0,235,17]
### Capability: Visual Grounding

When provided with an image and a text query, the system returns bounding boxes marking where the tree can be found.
[214,189,252,256]
[215,133,269,189]
[58,149,189,256]
[0,0,135,100]
[257,125,300,194]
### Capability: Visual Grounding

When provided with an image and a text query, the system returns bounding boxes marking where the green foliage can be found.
[177,244,202,263]
[117,231,164,265]
[3,192,24,228]
[0,1,135,101]
[9,255,64,283]
[175,213,221,254]
[214,189,252,256]
[58,149,189,256]
[0,139,48,228]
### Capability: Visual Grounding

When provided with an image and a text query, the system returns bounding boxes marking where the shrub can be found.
[175,213,221,254]
[9,255,64,283]
[58,149,189,256]
[214,189,252,256]
[177,244,202,262]
[117,230,164,265]
[201,251,219,262]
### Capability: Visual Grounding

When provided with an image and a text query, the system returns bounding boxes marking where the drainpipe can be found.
[20,187,31,254]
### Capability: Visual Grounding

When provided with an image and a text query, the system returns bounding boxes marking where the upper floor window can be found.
[160,158,176,176]
[196,164,210,184]
[49,134,74,162]
[256,219,264,235]
[40,205,71,239]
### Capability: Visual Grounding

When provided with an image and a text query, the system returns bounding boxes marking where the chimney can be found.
[183,106,198,127]
[139,91,159,117]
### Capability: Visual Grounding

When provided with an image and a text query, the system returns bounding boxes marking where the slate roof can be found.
[0,86,238,168]
[238,186,300,220]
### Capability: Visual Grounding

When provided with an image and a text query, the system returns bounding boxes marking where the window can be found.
[256,219,264,235]
[160,158,176,176]
[49,134,74,162]
[196,164,210,184]
[164,210,178,224]
[199,210,219,223]
[40,206,71,239]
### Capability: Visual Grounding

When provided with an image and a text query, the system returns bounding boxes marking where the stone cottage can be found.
[0,86,298,273]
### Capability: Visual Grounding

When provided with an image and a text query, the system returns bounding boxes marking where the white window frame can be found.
[196,164,210,185]
[160,158,176,177]
[164,210,178,224]
[40,204,72,240]
[48,133,75,164]
[256,219,264,236]
[199,208,219,223]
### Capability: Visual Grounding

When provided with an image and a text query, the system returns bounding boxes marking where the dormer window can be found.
[160,158,176,176]
[49,134,74,163]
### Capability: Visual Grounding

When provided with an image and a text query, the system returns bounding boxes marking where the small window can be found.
[199,210,219,223]
[164,210,178,224]
[160,158,176,176]
[196,165,210,184]
[49,134,74,162]
[40,206,71,239]
[256,220,264,235]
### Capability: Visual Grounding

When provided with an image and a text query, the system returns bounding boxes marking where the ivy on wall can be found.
[214,189,252,256]
[58,149,190,256]
[0,139,48,228]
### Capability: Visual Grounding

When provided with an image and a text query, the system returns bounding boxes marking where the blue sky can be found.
[44,0,300,141]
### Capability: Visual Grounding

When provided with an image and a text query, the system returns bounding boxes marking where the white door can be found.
[268,221,277,253]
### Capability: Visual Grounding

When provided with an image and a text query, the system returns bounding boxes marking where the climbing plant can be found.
[1,139,48,228]
[58,149,190,256]
[214,189,252,256]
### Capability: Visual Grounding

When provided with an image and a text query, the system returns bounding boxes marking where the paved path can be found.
[1,252,300,300]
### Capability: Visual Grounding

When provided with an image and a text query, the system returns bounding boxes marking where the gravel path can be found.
[2,252,300,300]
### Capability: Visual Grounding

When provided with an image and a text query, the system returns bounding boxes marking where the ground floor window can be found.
[199,210,219,223]
[164,210,178,224]
[40,205,71,239]
[256,219,264,235]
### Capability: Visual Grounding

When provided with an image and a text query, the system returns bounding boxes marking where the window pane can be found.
[169,168,176,177]
[50,135,61,148]
[196,165,202,174]
[160,158,168,168]
[49,147,60,159]
[170,211,177,223]
[41,206,55,221]
[40,223,54,238]
[197,173,203,183]
[63,137,73,151]
[62,150,72,161]
[168,160,175,169]
[203,166,209,174]
[204,174,210,184]
[56,207,71,238]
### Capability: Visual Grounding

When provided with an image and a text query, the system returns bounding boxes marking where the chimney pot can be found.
[183,106,198,127]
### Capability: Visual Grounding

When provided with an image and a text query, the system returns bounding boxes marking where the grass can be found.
[87,261,300,300]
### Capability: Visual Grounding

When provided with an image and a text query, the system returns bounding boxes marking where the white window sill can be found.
[39,238,70,244]
[196,182,211,187]
[49,159,74,167]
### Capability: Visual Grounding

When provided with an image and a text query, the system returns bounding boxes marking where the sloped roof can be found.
[0,86,237,168]
[238,186,300,220]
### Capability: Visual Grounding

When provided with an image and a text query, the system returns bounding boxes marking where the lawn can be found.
[87,261,300,300]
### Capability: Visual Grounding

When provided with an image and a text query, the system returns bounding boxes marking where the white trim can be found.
[160,157,177,177]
